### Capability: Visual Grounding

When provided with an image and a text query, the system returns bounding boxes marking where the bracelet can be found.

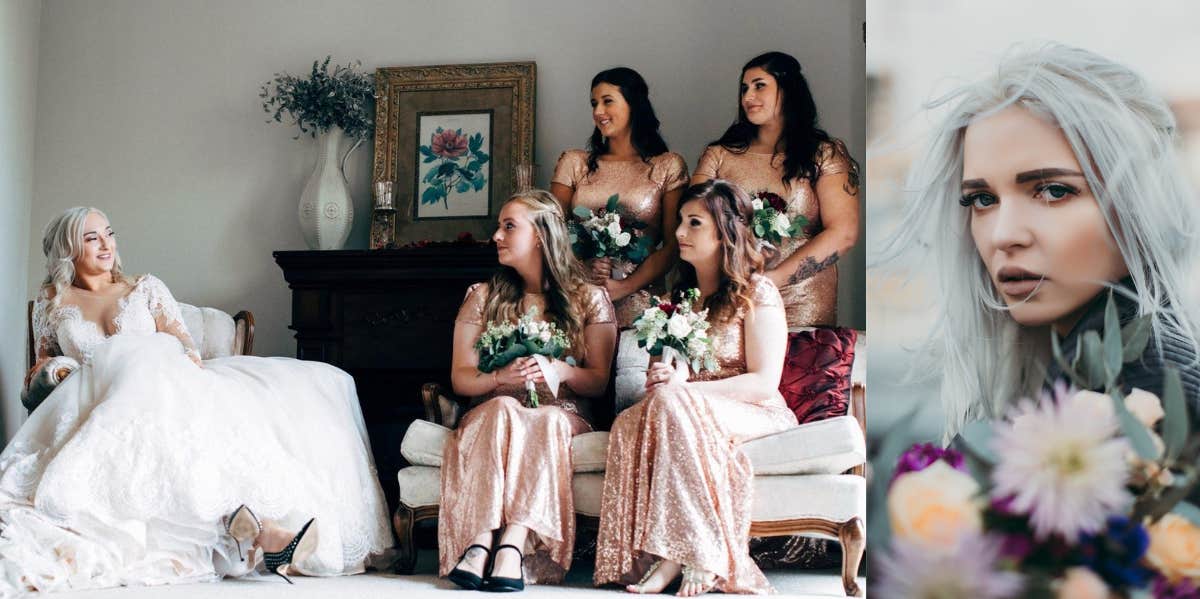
[492,370,499,389]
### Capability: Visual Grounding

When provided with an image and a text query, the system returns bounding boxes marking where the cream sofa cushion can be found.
[751,474,866,528]
[740,416,865,476]
[397,466,441,509]
[400,420,611,474]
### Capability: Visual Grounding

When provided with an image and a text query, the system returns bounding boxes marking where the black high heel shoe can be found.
[482,544,525,592]
[262,518,318,584]
[447,543,491,590]
[224,505,262,562]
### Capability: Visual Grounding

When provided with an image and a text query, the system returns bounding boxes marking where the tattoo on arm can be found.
[787,252,840,286]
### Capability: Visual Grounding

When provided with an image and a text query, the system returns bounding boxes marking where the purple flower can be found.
[1153,575,1200,599]
[892,442,967,485]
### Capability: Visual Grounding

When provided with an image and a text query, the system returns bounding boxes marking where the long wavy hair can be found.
[41,206,130,306]
[585,67,670,176]
[878,43,1200,438]
[711,51,859,188]
[670,180,764,324]
[483,190,594,356]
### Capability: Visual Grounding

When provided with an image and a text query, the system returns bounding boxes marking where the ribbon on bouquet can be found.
[658,346,692,381]
[527,354,562,408]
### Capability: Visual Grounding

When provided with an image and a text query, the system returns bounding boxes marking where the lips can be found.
[995,266,1046,297]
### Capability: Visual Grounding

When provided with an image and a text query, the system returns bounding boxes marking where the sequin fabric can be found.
[694,140,856,328]
[553,150,688,328]
[594,276,797,593]
[439,282,615,584]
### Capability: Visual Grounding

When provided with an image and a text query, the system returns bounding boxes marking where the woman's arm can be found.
[449,319,532,397]
[562,320,617,397]
[765,171,860,290]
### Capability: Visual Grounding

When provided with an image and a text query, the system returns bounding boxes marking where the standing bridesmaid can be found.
[551,67,689,328]
[440,191,617,590]
[693,51,860,328]
[594,181,797,596]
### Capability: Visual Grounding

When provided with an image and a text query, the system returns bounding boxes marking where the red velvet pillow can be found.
[779,328,857,424]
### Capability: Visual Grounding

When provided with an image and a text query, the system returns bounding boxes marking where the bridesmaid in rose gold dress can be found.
[551,67,689,328]
[693,51,860,329]
[441,190,617,590]
[595,181,797,596]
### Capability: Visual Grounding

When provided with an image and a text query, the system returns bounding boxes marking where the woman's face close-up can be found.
[75,211,117,278]
[741,66,782,126]
[493,201,541,270]
[675,198,722,267]
[962,105,1129,334]
[591,82,631,141]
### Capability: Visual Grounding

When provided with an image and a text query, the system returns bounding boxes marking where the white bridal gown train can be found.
[0,275,390,596]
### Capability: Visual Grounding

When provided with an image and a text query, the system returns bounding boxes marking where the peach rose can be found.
[1124,388,1164,429]
[1146,514,1200,583]
[1057,567,1109,599]
[888,460,982,548]
[1070,390,1116,423]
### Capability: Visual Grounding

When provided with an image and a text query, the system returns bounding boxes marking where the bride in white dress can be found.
[0,207,391,595]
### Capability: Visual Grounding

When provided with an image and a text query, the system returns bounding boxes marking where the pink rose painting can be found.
[417,114,491,214]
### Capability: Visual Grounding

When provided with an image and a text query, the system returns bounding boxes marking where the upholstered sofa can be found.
[23,300,254,411]
[395,329,866,596]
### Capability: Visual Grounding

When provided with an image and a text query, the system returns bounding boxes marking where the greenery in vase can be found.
[259,56,375,140]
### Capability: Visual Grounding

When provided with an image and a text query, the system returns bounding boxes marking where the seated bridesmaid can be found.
[440,190,617,591]
[594,180,796,596]
[551,67,688,328]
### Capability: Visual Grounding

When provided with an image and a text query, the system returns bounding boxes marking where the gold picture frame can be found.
[371,61,536,248]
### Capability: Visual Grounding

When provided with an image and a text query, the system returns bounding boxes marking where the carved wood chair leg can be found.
[838,517,865,597]
[392,504,418,574]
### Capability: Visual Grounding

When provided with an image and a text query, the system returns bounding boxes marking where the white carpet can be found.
[57,551,863,598]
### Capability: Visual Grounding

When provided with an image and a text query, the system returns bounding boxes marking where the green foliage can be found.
[260,56,376,140]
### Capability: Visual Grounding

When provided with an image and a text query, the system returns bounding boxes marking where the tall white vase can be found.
[299,126,360,250]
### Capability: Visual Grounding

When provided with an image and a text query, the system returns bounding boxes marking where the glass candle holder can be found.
[514,164,537,193]
[373,181,394,210]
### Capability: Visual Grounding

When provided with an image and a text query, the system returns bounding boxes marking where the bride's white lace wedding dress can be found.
[0,275,391,595]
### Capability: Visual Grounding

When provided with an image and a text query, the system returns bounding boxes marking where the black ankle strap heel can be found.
[447,543,492,590]
[482,544,525,592]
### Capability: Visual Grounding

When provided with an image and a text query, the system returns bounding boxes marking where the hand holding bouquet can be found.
[569,194,655,279]
[632,288,717,376]
[750,191,808,247]
[475,306,573,407]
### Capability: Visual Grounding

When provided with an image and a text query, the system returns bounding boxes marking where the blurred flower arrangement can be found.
[569,194,655,278]
[632,288,717,374]
[259,56,375,141]
[875,294,1200,598]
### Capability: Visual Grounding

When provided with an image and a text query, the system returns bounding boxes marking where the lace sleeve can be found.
[27,290,61,387]
[141,275,201,361]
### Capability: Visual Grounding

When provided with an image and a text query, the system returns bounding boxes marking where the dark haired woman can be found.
[551,67,688,328]
[440,190,617,590]
[694,51,859,328]
[594,181,796,596]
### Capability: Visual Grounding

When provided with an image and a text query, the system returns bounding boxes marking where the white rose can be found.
[615,232,631,247]
[607,221,622,237]
[1125,388,1165,429]
[751,198,764,211]
[1068,390,1116,424]
[666,313,692,339]
[539,330,552,343]
[775,213,791,232]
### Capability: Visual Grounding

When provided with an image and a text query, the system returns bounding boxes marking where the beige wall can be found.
[2,0,41,440]
[26,0,864,371]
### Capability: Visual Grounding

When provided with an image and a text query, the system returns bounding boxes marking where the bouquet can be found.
[750,191,808,247]
[475,306,572,407]
[875,294,1200,598]
[569,194,655,278]
[632,288,717,374]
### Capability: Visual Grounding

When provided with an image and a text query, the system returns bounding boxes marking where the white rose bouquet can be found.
[475,306,573,407]
[631,288,717,374]
[569,194,655,278]
[750,190,807,247]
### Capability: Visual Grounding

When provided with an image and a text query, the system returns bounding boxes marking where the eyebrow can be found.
[961,168,1086,190]
[83,227,112,236]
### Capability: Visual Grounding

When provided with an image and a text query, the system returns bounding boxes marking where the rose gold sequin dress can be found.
[439,282,616,584]
[552,150,689,327]
[694,140,857,328]
[594,275,798,594]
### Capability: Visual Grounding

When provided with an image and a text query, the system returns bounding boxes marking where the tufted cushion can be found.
[740,416,865,475]
[178,303,237,359]
[780,328,856,424]
[397,466,441,508]
[399,421,610,474]
[751,474,866,527]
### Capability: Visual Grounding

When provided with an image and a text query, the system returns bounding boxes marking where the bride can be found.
[0,207,391,595]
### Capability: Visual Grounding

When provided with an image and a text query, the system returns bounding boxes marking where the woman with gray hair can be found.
[880,43,1200,439]
[0,207,391,594]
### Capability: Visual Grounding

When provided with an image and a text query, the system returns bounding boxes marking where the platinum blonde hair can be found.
[880,43,1200,439]
[41,206,129,304]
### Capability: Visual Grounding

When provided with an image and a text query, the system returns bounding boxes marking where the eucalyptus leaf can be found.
[1172,501,1200,526]
[1103,292,1122,386]
[573,206,592,219]
[606,194,620,213]
[1080,331,1107,389]
[1121,315,1153,362]
[1112,389,1160,461]
[1162,367,1188,461]
[958,420,998,466]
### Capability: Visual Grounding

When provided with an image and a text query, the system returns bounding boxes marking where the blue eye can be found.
[958,193,998,209]
[1035,183,1078,202]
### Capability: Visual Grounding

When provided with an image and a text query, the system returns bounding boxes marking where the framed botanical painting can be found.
[371,61,535,247]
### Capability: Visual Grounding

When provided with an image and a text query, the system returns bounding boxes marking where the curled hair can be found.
[711,51,859,189]
[41,206,129,306]
[482,190,594,355]
[585,67,670,176]
[670,180,764,324]
[877,43,1200,438]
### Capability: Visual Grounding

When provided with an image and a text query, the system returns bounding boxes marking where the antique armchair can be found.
[23,299,255,411]
[394,329,866,596]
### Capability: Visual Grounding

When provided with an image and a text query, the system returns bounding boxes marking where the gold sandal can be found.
[678,565,716,597]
